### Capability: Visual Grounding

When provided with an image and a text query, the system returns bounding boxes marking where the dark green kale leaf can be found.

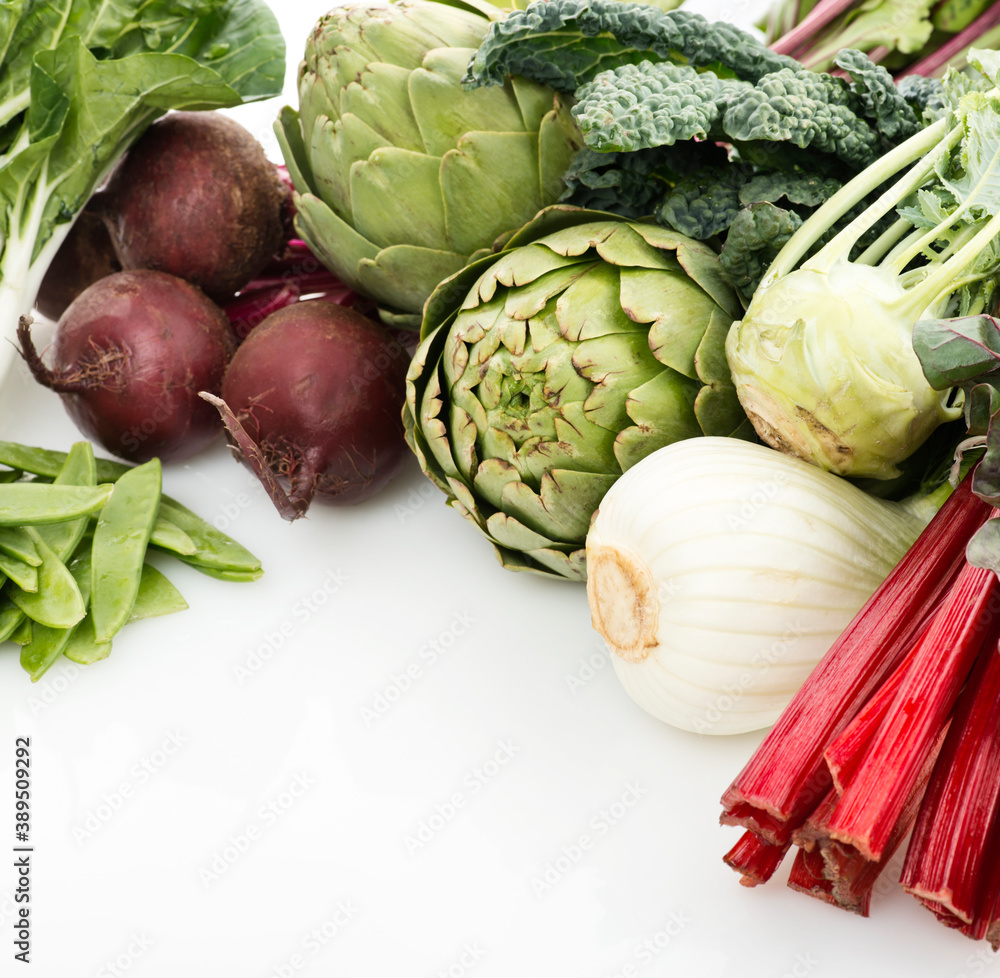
[463,0,800,92]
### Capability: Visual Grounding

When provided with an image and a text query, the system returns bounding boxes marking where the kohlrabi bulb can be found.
[725,262,961,480]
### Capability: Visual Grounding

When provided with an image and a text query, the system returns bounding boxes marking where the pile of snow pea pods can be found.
[0,440,262,681]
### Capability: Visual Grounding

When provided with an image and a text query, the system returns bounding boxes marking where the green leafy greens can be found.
[464,0,936,300]
[0,0,284,383]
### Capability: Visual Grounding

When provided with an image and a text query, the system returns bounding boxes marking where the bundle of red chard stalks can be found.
[721,313,1000,944]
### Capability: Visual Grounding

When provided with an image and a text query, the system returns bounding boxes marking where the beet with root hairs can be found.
[204,299,410,517]
[103,111,288,300]
[19,270,236,463]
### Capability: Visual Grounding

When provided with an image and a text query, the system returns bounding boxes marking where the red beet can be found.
[207,299,410,516]
[18,270,236,463]
[103,111,288,300]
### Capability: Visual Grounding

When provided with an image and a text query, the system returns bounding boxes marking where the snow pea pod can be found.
[90,459,161,644]
[0,551,37,591]
[0,445,97,643]
[0,527,40,566]
[62,616,111,665]
[10,529,86,629]
[0,442,261,577]
[0,483,111,525]
[129,563,188,621]
[149,517,197,557]
[9,618,31,645]
[156,498,262,578]
[19,552,94,682]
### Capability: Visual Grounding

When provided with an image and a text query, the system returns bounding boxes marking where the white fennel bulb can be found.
[585,437,929,735]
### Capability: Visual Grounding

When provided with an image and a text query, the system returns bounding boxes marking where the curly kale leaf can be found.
[722,66,881,169]
[573,62,743,151]
[833,48,922,143]
[720,202,803,299]
[559,141,728,218]
[656,167,750,239]
[896,74,948,124]
[739,172,844,207]
[463,0,800,93]
[573,59,886,170]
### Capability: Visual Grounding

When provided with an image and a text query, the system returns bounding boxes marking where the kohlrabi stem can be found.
[760,118,954,288]
[886,154,1000,275]
[900,476,956,526]
[855,217,912,266]
[803,121,962,277]
[896,208,1000,323]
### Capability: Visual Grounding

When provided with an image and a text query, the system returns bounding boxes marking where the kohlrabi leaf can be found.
[967,517,1000,573]
[968,47,1000,88]
[463,0,799,93]
[941,91,1000,219]
[912,314,1000,389]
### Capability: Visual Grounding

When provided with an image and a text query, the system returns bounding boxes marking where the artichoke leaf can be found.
[310,113,392,221]
[480,425,520,468]
[593,221,688,270]
[480,242,588,303]
[672,236,745,320]
[615,370,701,471]
[292,193,379,290]
[340,62,425,152]
[445,477,484,526]
[503,262,595,321]
[538,96,585,202]
[692,303,740,388]
[440,130,544,256]
[417,364,465,483]
[555,263,638,341]
[510,73,564,132]
[274,106,315,196]
[473,457,522,510]
[636,271,721,379]
[450,402,481,483]
[410,47,526,157]
[356,243,467,323]
[693,381,754,438]
[403,2,492,50]
[350,147,447,249]
[575,331,666,430]
[486,507,558,550]
[529,546,587,582]
[527,311,563,352]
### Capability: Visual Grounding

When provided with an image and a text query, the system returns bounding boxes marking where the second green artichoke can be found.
[404,207,753,581]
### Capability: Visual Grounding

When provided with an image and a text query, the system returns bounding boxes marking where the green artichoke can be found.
[274,0,583,328]
[404,206,753,582]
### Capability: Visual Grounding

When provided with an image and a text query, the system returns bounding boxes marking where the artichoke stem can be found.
[586,543,660,663]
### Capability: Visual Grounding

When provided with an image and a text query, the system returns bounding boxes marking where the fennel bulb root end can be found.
[586,543,660,664]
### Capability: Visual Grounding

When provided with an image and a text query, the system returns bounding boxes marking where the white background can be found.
[0,1,994,977]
